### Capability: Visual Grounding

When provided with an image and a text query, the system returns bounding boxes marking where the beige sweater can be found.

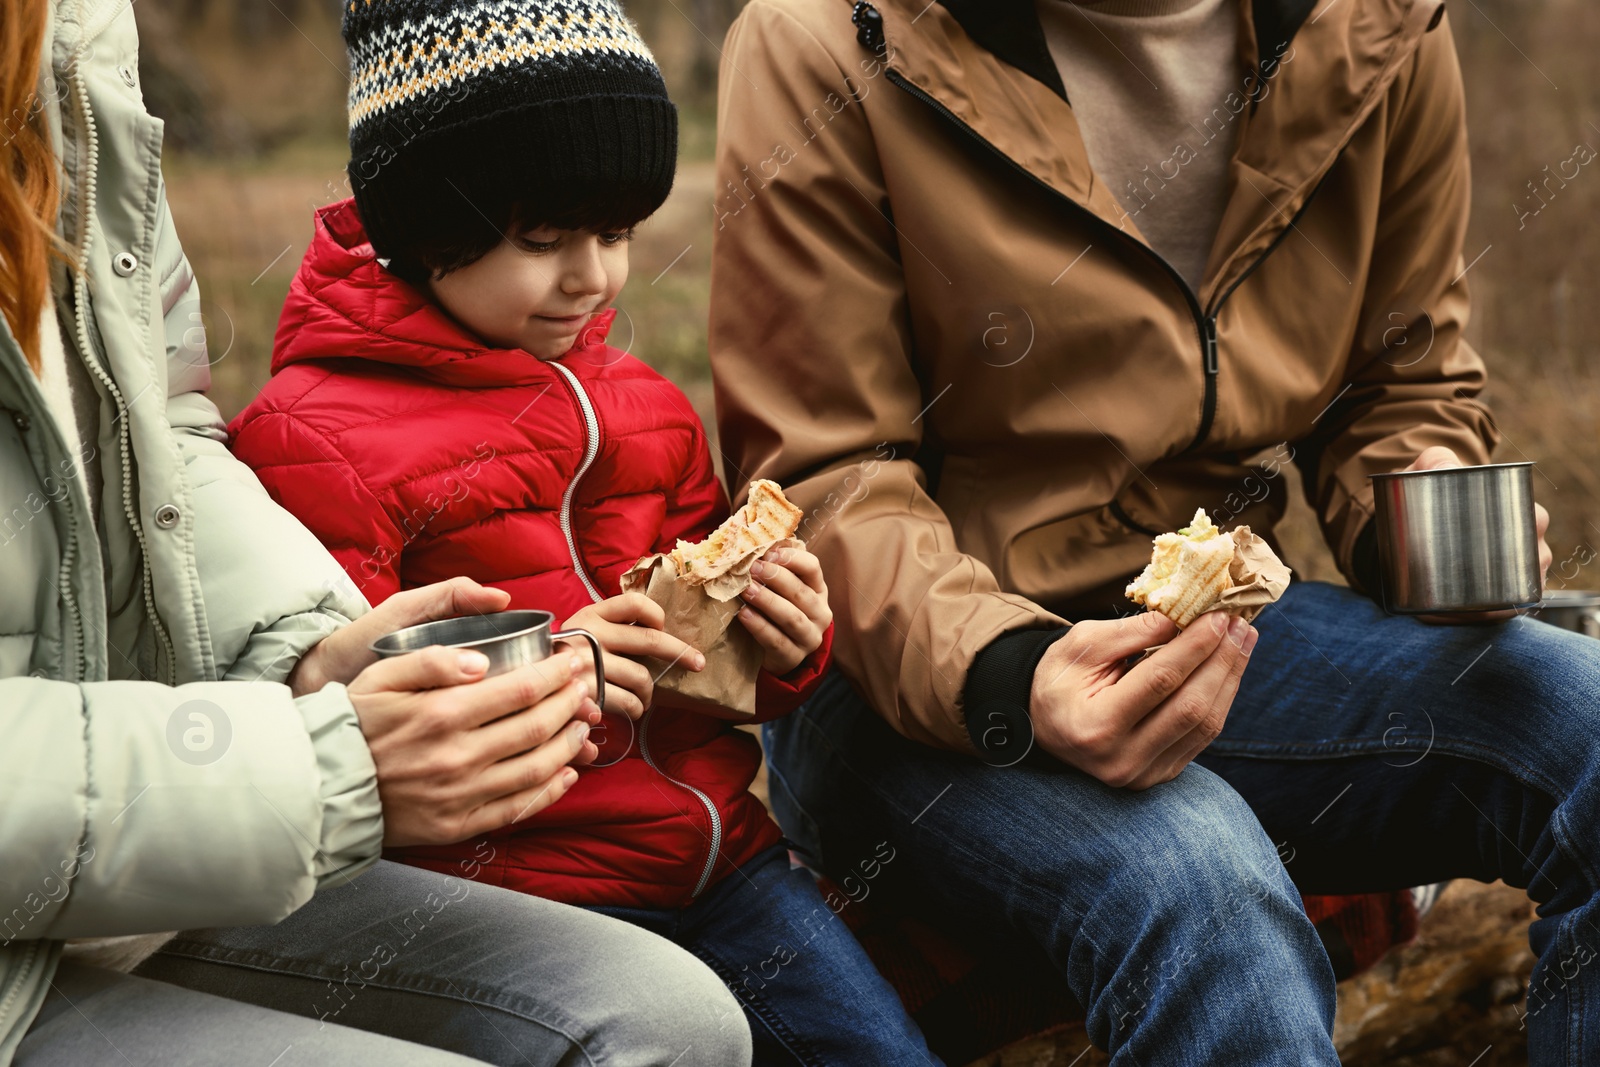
[1036,0,1245,290]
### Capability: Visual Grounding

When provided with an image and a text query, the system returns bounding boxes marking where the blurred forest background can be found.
[133,2,1598,1063]
[135,0,1600,591]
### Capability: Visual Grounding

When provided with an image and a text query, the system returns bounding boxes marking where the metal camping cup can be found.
[1530,590,1600,639]
[371,610,629,765]
[1369,461,1542,614]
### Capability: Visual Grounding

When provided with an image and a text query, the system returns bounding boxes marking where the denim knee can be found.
[584,938,754,1066]
[1463,620,1600,815]
[1072,764,1304,943]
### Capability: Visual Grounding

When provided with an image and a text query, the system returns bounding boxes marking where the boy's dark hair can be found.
[341,1,678,284]
[379,153,670,284]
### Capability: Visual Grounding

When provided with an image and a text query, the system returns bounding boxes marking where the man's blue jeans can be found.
[586,844,941,1066]
[763,580,1600,1066]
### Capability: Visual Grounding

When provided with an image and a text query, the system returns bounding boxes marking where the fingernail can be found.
[1242,627,1260,655]
[1229,615,1247,640]
[573,678,589,699]
[693,653,706,670]
[750,561,767,578]
[1211,612,1229,635]
[458,650,489,674]
[568,654,582,673]
[577,722,590,740]
[562,767,579,787]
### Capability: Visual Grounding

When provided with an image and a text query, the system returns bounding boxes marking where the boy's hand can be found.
[561,592,705,720]
[738,545,831,676]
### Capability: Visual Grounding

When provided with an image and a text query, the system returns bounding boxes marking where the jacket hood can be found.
[271,198,619,386]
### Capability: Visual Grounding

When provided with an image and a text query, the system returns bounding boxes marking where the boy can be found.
[229,2,939,1064]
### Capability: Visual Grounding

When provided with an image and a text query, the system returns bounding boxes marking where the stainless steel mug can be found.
[1369,461,1542,614]
[371,610,629,764]
[1530,590,1600,639]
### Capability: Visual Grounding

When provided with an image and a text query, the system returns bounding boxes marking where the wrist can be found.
[962,626,1070,766]
[288,643,329,698]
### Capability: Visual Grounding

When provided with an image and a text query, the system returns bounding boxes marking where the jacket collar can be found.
[272,198,619,386]
[934,0,1067,100]
[934,0,1318,105]
[884,0,1444,304]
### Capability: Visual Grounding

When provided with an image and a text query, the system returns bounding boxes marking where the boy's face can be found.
[425,224,632,360]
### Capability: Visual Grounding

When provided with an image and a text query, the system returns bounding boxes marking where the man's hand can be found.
[737,545,832,676]
[347,647,600,847]
[1402,446,1552,625]
[561,593,706,719]
[289,576,512,697]
[1030,610,1257,790]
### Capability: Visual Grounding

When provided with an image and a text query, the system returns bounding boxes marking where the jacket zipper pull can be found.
[1203,316,1219,376]
[852,2,885,53]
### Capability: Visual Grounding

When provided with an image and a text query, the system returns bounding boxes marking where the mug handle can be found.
[551,628,605,715]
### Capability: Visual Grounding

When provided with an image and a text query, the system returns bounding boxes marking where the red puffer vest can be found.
[229,198,830,909]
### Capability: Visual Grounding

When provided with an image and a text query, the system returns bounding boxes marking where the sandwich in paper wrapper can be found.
[1125,508,1292,628]
[621,480,806,719]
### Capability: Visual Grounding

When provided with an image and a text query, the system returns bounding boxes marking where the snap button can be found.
[153,503,181,529]
[118,64,136,87]
[10,410,30,432]
[113,252,138,276]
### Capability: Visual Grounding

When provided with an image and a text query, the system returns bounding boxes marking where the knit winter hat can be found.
[341,0,678,268]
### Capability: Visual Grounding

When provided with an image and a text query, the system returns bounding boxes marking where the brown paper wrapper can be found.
[1129,527,1293,664]
[1197,525,1293,624]
[621,537,806,719]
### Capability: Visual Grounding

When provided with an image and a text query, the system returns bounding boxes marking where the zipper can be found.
[885,69,1329,455]
[65,34,177,682]
[639,706,724,898]
[1198,316,1219,444]
[0,941,40,1027]
[545,360,724,898]
[546,361,605,603]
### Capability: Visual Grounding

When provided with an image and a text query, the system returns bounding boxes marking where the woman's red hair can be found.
[1,0,68,374]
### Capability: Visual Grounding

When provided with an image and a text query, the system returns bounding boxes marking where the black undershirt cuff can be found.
[962,626,1071,767]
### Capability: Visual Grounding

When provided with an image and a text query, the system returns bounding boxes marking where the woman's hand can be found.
[289,576,511,697]
[347,648,600,847]
[737,545,832,676]
[1402,446,1552,625]
[561,592,705,720]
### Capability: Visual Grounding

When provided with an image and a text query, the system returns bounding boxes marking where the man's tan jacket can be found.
[709,0,1498,753]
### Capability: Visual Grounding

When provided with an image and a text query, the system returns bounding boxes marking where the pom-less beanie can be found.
[341,0,678,261]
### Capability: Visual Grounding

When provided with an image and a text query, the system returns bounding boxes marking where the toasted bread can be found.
[670,479,804,586]
[1126,508,1236,627]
